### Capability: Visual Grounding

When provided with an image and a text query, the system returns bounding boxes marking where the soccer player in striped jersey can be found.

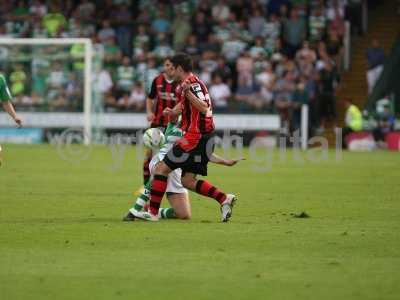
[125,120,190,220]
[0,74,22,166]
[135,53,238,222]
[125,119,243,221]
[142,57,180,185]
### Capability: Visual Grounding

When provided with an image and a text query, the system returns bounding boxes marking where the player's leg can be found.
[162,192,191,220]
[143,148,152,185]
[122,180,151,221]
[181,173,236,222]
[161,168,191,220]
[132,160,173,221]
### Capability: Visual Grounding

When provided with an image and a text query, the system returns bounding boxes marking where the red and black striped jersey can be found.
[177,73,215,135]
[148,73,179,127]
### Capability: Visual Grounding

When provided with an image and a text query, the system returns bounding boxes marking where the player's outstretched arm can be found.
[2,101,22,127]
[209,153,245,167]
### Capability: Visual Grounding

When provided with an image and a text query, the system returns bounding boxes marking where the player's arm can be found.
[2,101,22,127]
[146,78,158,122]
[185,90,208,114]
[1,76,22,126]
[163,102,182,118]
[209,153,245,167]
[146,97,155,122]
[181,82,209,114]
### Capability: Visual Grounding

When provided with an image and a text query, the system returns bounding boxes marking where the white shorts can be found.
[149,157,188,194]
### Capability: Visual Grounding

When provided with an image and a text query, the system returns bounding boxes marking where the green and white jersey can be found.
[155,122,183,163]
[0,74,12,103]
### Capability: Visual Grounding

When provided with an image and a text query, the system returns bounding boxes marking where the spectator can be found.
[42,2,66,37]
[230,0,250,21]
[191,12,212,43]
[248,10,266,38]
[250,37,268,59]
[29,0,47,18]
[116,56,135,96]
[261,14,281,48]
[183,35,201,59]
[309,6,327,42]
[129,82,146,111]
[103,37,122,69]
[94,67,117,111]
[214,20,231,43]
[47,61,68,111]
[153,34,174,59]
[236,51,254,82]
[282,8,306,58]
[274,71,296,126]
[67,10,95,37]
[98,20,116,43]
[256,63,275,109]
[296,40,317,64]
[76,0,95,21]
[9,64,27,99]
[326,28,344,70]
[317,58,338,131]
[171,11,191,51]
[8,0,30,38]
[132,24,150,57]
[65,73,82,110]
[235,73,260,111]
[295,43,316,81]
[151,10,171,35]
[209,74,231,112]
[201,34,222,56]
[110,3,133,56]
[326,0,345,37]
[366,39,385,94]
[222,33,247,63]
[94,68,113,96]
[214,57,233,87]
[70,41,85,72]
[32,18,48,38]
[144,57,159,94]
[199,60,214,86]
[212,0,231,22]
[267,0,291,16]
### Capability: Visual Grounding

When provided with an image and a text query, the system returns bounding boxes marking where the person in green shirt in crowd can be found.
[42,3,67,37]
[0,74,23,166]
[116,56,135,95]
[9,64,27,97]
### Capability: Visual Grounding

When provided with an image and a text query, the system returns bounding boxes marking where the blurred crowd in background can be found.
[0,0,366,132]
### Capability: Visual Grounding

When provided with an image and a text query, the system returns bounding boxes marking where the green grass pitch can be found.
[0,144,399,300]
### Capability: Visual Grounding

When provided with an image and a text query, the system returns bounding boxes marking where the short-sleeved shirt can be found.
[0,74,12,102]
[148,73,179,127]
[174,74,215,152]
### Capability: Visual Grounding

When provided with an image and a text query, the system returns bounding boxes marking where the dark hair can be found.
[171,53,193,72]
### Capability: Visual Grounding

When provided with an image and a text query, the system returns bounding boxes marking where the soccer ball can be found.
[143,128,165,149]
